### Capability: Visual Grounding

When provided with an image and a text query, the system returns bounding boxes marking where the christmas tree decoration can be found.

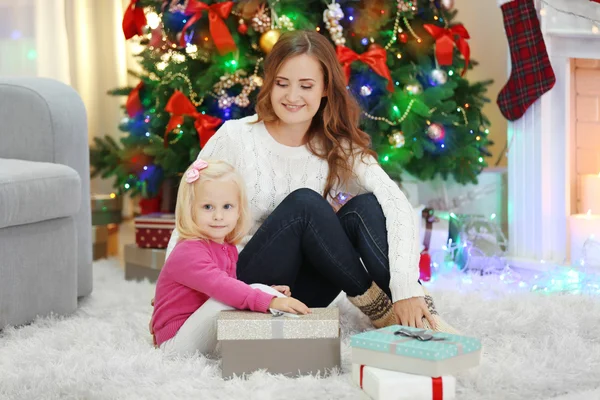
[126,81,144,118]
[397,0,415,13]
[179,1,236,55]
[251,4,271,33]
[323,2,346,46]
[431,68,448,85]
[423,23,471,76]
[213,68,263,109]
[165,90,222,148]
[185,43,198,54]
[94,0,493,199]
[360,85,373,96]
[427,123,445,141]
[122,0,147,40]
[259,29,281,54]
[277,15,295,32]
[405,83,422,95]
[441,0,455,10]
[496,0,556,121]
[389,131,405,148]
[237,18,249,35]
[336,45,394,92]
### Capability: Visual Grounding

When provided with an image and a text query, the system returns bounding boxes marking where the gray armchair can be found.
[0,78,93,329]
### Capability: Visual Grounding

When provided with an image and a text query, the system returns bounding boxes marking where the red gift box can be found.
[134,213,175,249]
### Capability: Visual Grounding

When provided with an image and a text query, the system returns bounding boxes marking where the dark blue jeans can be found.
[237,188,393,307]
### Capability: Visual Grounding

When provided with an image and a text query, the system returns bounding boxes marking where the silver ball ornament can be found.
[431,69,448,85]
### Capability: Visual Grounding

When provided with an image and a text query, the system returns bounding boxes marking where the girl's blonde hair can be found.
[175,159,250,245]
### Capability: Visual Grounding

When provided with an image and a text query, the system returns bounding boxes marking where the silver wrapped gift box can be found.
[217,307,341,378]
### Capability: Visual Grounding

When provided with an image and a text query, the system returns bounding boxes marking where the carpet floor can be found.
[1,259,599,400]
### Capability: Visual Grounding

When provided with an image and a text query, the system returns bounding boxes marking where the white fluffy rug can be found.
[1,259,600,400]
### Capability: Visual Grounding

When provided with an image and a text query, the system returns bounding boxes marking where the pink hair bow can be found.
[185,159,209,183]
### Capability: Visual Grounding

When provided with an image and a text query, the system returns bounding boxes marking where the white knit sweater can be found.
[166,115,423,301]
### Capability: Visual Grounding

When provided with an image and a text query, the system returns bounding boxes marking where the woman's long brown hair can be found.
[254,30,377,199]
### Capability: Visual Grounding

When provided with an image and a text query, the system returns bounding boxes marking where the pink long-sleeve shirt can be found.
[151,239,275,346]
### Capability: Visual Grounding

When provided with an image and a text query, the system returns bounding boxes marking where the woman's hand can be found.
[271,285,291,297]
[269,297,311,315]
[392,297,436,329]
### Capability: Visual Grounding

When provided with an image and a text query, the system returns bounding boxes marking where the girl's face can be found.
[193,179,240,243]
[270,53,326,129]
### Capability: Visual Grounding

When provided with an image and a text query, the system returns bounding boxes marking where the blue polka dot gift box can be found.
[351,325,482,377]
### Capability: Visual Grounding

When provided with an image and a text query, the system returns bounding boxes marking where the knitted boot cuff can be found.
[348,282,397,328]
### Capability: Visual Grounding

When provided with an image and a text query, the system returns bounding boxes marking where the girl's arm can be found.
[168,242,275,312]
[353,154,424,302]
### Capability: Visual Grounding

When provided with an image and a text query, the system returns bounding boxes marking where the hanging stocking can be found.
[496,0,556,121]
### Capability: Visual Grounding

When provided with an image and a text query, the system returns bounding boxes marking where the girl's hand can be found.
[271,285,291,297]
[269,297,311,315]
[392,297,436,329]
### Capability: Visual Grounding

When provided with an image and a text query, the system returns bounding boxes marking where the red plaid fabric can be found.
[497,0,556,121]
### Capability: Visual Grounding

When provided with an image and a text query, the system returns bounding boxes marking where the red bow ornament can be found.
[126,82,144,118]
[180,0,236,55]
[122,0,147,40]
[423,24,471,76]
[336,45,395,92]
[165,91,222,148]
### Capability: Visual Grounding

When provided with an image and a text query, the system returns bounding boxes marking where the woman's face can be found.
[269,53,326,128]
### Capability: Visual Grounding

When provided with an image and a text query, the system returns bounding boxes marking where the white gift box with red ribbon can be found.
[352,364,456,400]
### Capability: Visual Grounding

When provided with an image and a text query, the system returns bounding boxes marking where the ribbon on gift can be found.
[179,0,236,55]
[380,328,464,356]
[126,81,144,118]
[336,45,395,92]
[164,90,222,148]
[359,365,444,400]
[122,0,147,40]
[423,24,470,76]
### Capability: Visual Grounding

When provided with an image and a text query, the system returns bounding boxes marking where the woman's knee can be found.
[284,188,325,205]
[345,193,379,209]
[281,188,333,215]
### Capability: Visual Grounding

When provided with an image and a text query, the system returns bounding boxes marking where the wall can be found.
[454,0,508,167]
[574,59,600,212]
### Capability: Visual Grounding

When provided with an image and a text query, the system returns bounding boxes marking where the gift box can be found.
[124,244,166,283]
[134,213,175,249]
[416,207,450,280]
[91,194,122,226]
[416,207,450,254]
[92,225,108,260]
[352,364,456,400]
[351,326,481,377]
[106,223,119,257]
[217,308,341,378]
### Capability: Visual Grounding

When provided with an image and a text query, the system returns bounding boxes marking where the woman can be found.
[166,30,455,332]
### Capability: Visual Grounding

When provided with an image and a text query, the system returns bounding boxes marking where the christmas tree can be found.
[91,0,493,203]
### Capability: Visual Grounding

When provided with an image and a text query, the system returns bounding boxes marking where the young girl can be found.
[151,159,310,356]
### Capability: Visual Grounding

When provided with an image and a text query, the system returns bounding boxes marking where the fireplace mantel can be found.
[508,0,600,264]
